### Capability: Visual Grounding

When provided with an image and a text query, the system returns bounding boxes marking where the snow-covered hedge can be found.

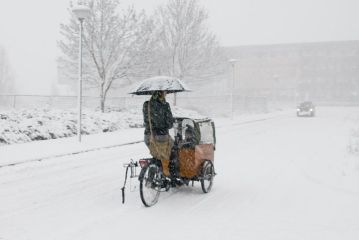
[0,108,143,146]
[0,107,206,146]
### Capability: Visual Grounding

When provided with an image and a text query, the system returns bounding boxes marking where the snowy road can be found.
[1,107,358,240]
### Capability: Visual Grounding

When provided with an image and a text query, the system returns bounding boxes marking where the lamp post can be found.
[229,59,238,119]
[72,4,91,142]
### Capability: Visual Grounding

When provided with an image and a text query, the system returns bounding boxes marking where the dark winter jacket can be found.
[143,97,174,136]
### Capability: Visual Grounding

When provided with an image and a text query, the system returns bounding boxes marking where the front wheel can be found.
[201,160,215,193]
[139,163,161,207]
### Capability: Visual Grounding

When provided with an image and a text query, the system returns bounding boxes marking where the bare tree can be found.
[0,47,14,94]
[58,0,155,112]
[153,0,224,90]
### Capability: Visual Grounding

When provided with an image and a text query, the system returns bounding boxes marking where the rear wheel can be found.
[201,160,215,193]
[139,163,161,207]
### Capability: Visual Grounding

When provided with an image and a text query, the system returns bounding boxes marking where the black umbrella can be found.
[129,76,190,95]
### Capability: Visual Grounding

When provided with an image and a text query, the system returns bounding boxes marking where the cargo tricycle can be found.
[122,117,216,207]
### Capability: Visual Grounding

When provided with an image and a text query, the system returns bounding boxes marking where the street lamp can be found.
[72,3,91,142]
[228,59,238,119]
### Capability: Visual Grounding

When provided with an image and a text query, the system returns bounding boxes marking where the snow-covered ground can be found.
[349,127,359,154]
[0,106,358,240]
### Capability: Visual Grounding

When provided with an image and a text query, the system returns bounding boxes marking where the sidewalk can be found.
[0,109,292,168]
[0,128,144,167]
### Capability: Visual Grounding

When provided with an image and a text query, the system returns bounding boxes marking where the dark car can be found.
[297,101,315,117]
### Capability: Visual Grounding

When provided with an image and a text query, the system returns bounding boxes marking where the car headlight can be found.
[310,109,313,111]
[297,109,300,111]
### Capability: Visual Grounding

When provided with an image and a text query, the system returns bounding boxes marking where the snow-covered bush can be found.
[0,106,204,146]
[0,108,143,146]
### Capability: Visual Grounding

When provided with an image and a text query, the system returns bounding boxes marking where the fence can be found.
[0,94,272,117]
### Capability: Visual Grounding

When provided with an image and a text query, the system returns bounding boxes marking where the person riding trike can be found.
[137,116,216,207]
[121,76,216,207]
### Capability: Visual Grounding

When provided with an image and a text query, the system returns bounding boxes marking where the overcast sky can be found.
[0,0,358,94]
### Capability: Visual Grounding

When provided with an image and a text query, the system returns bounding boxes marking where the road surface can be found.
[0,107,358,240]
